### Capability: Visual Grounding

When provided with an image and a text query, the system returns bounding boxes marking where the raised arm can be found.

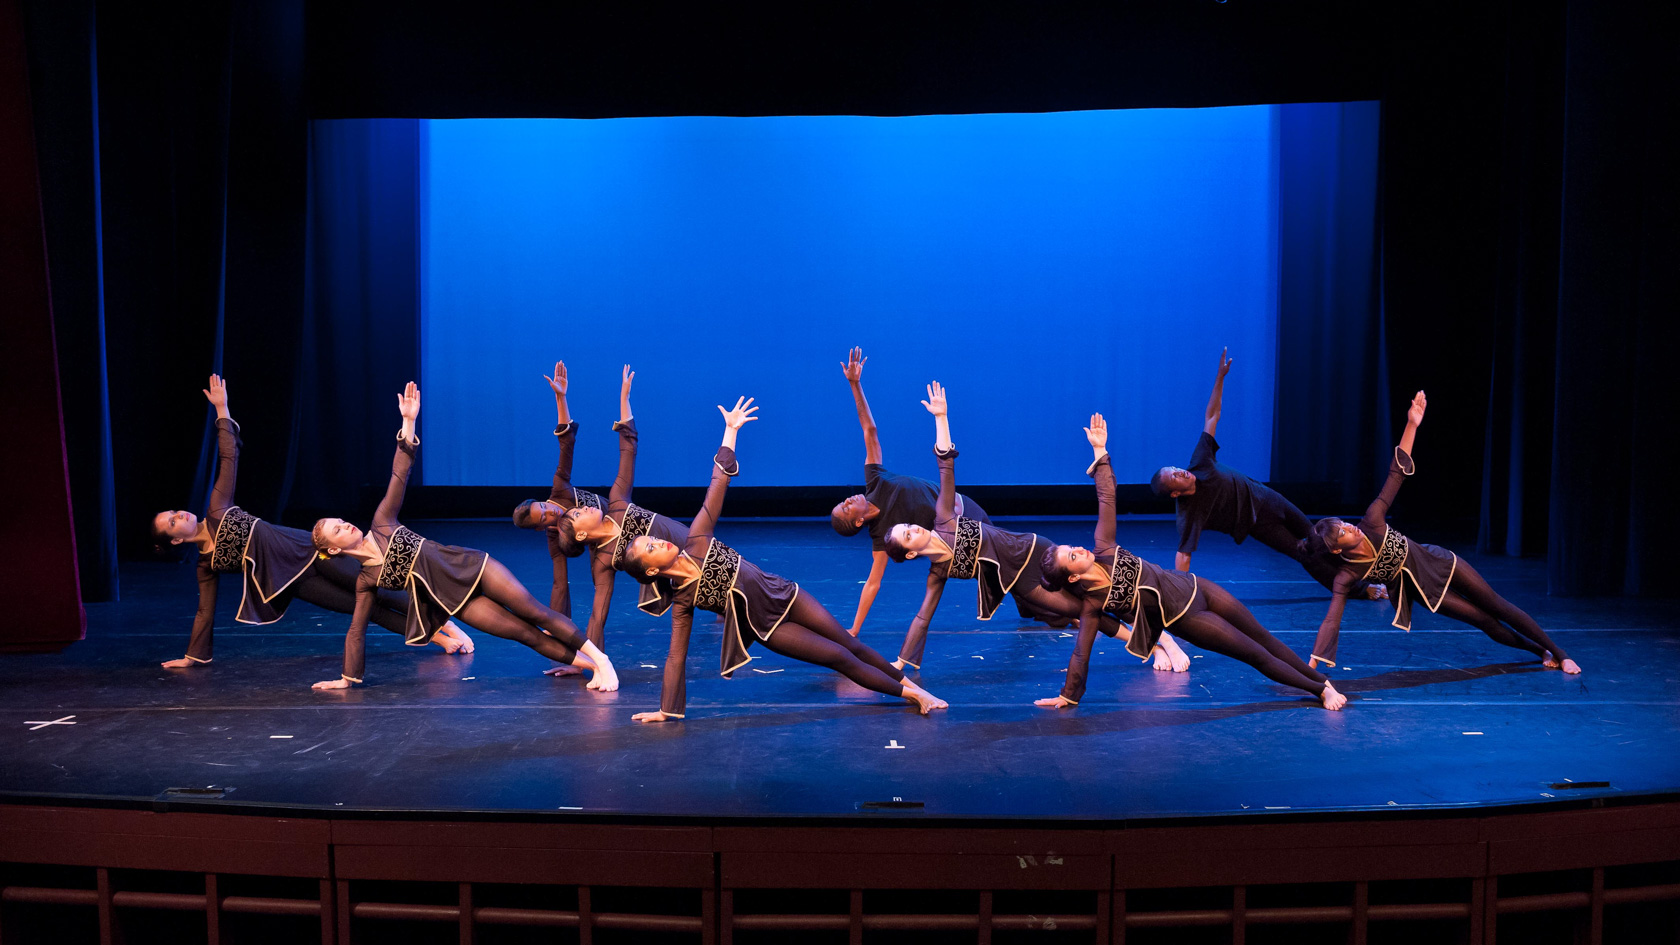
[1086,414,1116,553]
[634,601,695,722]
[373,382,420,530]
[203,375,239,519]
[923,381,956,522]
[688,397,757,547]
[545,362,577,502]
[842,347,883,465]
[1364,391,1426,524]
[1203,348,1232,437]
[607,366,638,508]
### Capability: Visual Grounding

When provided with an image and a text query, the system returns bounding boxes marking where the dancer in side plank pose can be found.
[1305,391,1579,673]
[310,383,616,691]
[882,383,1191,674]
[151,374,470,668]
[1151,348,1385,599]
[510,361,631,641]
[621,397,946,721]
[553,369,695,632]
[1036,412,1345,710]
[831,348,1076,654]
[512,365,637,676]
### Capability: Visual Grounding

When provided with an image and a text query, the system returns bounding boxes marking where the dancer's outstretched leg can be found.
[1451,559,1575,670]
[785,594,912,683]
[1198,580,1328,684]
[763,615,946,714]
[1172,611,1345,710]
[468,558,617,690]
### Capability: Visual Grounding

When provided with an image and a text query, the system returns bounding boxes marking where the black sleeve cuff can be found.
[714,446,739,477]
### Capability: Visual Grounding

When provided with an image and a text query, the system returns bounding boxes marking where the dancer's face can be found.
[315,518,363,552]
[523,501,563,528]
[889,523,935,558]
[832,494,870,527]
[1325,520,1364,553]
[153,510,199,543]
[566,506,604,536]
[1054,545,1096,579]
[631,535,680,574]
[1157,466,1196,497]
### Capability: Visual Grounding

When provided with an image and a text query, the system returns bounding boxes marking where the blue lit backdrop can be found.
[311,105,1380,490]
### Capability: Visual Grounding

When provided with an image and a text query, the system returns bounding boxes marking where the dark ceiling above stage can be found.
[307,2,1386,118]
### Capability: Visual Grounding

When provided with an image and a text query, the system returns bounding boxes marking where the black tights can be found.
[303,555,408,636]
[763,594,908,698]
[899,583,1082,666]
[456,558,591,664]
[1173,580,1329,697]
[1250,514,1351,593]
[1016,584,1084,620]
[1430,559,1568,662]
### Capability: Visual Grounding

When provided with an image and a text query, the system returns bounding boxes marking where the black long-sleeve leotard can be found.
[1310,448,1458,665]
[650,446,799,717]
[1059,453,1201,704]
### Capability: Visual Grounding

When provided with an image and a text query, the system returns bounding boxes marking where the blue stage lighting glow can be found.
[315,105,1375,488]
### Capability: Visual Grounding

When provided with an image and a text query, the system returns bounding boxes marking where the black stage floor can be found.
[4,520,1677,822]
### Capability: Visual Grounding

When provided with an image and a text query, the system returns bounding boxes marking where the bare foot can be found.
[1151,649,1172,672]
[632,710,675,723]
[1365,584,1390,600]
[1561,658,1581,674]
[312,678,351,691]
[441,620,473,653]
[1034,695,1075,708]
[1319,681,1347,711]
[543,664,583,677]
[891,658,907,671]
[161,657,195,669]
[902,682,946,714]
[1160,635,1191,673]
[1543,652,1560,669]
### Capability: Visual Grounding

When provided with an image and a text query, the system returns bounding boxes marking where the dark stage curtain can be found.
[1544,1,1680,596]
[21,0,117,601]
[1271,101,1390,507]
[24,0,307,597]
[91,1,235,562]
[1479,0,1567,561]
[1,0,85,645]
[288,118,422,521]
[1474,0,1680,595]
